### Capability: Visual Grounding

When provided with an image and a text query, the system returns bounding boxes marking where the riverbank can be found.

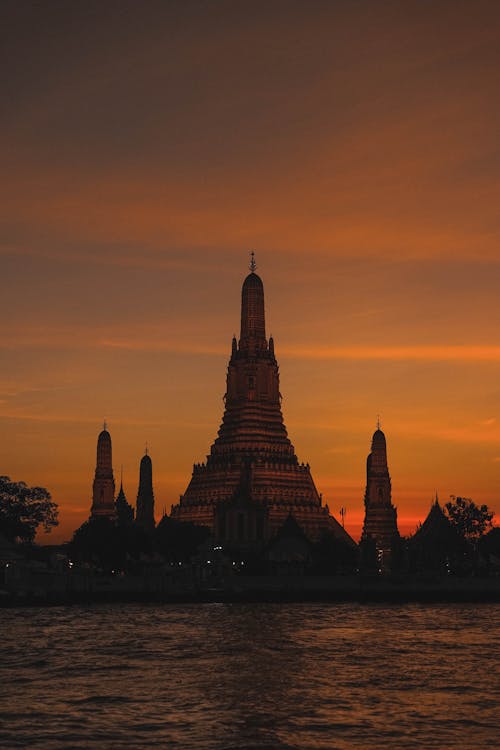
[3,569,500,606]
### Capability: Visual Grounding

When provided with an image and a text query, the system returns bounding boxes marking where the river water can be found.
[1,602,498,749]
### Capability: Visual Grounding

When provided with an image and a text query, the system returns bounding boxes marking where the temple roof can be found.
[371,428,386,451]
[242,271,263,287]
[115,481,134,524]
[417,500,455,536]
[96,426,112,471]
[240,270,266,346]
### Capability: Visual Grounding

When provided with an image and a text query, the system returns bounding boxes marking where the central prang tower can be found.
[171,256,351,546]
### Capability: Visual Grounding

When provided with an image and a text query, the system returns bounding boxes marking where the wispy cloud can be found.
[279,345,500,362]
[3,326,500,363]
[98,338,226,355]
[0,412,215,430]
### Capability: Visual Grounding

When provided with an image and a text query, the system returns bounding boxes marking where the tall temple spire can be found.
[361,425,399,559]
[216,265,288,453]
[239,263,266,350]
[90,424,116,520]
[136,450,155,533]
[171,262,355,549]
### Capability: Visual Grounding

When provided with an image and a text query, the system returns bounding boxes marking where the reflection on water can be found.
[1,603,499,749]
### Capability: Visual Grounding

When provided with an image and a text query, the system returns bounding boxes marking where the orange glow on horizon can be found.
[1,1,499,544]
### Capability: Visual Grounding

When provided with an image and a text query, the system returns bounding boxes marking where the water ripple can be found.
[0,602,499,749]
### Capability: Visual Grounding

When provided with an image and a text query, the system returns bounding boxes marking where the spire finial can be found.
[103,418,107,431]
[120,464,123,489]
[376,414,381,430]
[145,441,148,456]
[249,250,257,273]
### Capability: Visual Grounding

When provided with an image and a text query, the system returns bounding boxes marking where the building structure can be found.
[171,257,353,547]
[88,424,156,530]
[90,424,116,520]
[361,425,399,561]
[115,472,134,525]
[136,450,156,533]
[409,495,464,573]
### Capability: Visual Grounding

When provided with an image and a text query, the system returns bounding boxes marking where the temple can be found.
[361,425,399,560]
[136,450,156,533]
[90,423,116,520]
[89,427,155,531]
[408,495,464,574]
[170,257,353,547]
[115,471,134,525]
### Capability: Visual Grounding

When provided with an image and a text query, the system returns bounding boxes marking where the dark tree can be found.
[70,518,152,572]
[478,527,500,572]
[444,496,494,541]
[479,526,500,556]
[0,475,58,543]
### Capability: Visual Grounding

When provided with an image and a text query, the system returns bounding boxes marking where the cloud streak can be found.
[3,324,500,364]
[279,345,500,362]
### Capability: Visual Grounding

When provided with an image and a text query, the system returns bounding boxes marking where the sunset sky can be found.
[2,0,500,543]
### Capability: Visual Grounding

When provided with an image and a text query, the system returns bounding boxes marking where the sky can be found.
[1,0,500,543]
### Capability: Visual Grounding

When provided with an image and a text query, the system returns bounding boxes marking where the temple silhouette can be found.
[361,425,400,564]
[90,426,155,531]
[170,256,353,549]
[90,425,116,520]
[87,256,403,558]
[136,451,155,533]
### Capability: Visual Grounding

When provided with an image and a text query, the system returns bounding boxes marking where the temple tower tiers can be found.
[361,426,399,556]
[136,451,155,533]
[171,259,352,546]
[90,424,116,520]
